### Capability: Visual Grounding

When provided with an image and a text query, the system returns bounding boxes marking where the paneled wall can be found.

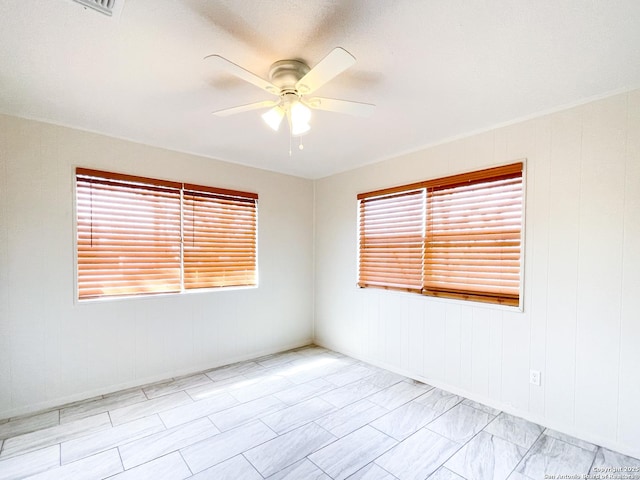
[314,89,640,458]
[0,115,315,419]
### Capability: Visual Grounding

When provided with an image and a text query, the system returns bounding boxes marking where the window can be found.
[76,168,257,299]
[358,162,523,306]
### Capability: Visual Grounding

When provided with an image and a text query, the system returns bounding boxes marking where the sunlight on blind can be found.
[76,171,181,299]
[358,189,424,292]
[76,169,258,300]
[183,188,257,289]
[358,162,523,306]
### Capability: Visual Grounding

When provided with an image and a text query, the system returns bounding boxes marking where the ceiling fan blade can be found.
[205,55,280,95]
[212,100,279,117]
[295,47,356,95]
[304,97,375,117]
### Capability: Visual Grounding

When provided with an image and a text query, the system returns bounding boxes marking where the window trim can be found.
[357,161,525,309]
[74,167,258,301]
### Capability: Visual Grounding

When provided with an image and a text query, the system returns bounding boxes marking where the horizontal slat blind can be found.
[76,168,258,300]
[76,170,182,299]
[358,189,424,292]
[358,162,523,306]
[424,171,522,306]
[183,189,257,289]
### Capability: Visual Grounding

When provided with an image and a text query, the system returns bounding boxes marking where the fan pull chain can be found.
[299,138,304,150]
[289,130,292,157]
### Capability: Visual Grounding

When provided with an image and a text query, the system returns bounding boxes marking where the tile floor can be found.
[0,345,638,480]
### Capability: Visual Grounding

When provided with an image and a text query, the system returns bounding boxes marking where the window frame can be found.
[357,161,525,309]
[74,167,258,301]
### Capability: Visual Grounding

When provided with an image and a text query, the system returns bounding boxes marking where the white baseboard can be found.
[0,338,313,421]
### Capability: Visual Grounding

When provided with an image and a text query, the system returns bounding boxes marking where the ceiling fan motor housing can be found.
[268,60,310,93]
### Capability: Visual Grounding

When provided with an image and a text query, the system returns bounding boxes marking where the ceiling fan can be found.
[206,47,375,142]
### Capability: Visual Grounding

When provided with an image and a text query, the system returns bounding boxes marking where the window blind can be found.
[76,168,258,300]
[357,162,523,306]
[423,168,522,305]
[358,189,425,292]
[183,186,258,290]
[76,169,182,299]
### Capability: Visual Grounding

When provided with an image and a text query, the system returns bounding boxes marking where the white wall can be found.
[0,115,314,419]
[314,89,640,458]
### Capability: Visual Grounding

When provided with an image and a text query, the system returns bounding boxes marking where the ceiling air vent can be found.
[73,0,116,16]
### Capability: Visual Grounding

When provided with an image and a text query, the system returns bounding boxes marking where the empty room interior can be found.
[1,1,640,479]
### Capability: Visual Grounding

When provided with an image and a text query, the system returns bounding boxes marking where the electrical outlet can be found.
[529,370,541,386]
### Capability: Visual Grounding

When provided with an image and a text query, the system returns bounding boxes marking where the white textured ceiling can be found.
[1,1,639,179]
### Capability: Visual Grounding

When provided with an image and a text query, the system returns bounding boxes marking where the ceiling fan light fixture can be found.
[291,120,311,137]
[290,101,311,137]
[291,101,311,124]
[262,106,285,131]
